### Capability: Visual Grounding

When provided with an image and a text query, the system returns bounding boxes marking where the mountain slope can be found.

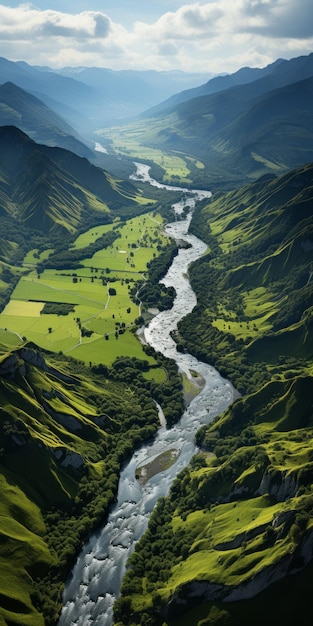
[0,82,93,158]
[144,52,313,117]
[0,56,102,132]
[0,126,140,235]
[114,161,313,625]
[182,161,313,380]
[162,73,313,174]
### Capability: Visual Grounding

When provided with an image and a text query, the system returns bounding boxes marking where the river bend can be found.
[58,164,236,626]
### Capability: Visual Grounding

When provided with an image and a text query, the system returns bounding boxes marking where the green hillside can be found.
[0,125,161,317]
[114,162,313,626]
[0,126,149,236]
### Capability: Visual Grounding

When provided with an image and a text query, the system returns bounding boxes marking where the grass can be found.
[97,122,195,183]
[153,495,286,601]
[0,474,51,625]
[0,211,169,366]
[210,286,278,339]
[72,224,113,249]
[23,249,54,265]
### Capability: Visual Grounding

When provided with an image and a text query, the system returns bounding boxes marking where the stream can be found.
[58,163,236,626]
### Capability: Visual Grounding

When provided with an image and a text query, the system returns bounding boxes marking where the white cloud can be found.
[134,3,224,41]
[0,6,112,39]
[0,2,312,72]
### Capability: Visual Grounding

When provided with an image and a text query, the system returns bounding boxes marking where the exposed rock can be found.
[19,347,47,370]
[258,468,298,501]
[0,346,46,380]
[0,353,20,379]
[166,581,225,618]
[225,528,313,601]
[11,434,27,446]
[43,403,82,432]
[54,446,84,469]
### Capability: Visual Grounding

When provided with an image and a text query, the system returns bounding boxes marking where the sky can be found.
[0,1,312,74]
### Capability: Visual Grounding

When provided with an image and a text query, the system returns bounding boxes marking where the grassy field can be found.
[96,121,205,184]
[0,212,169,366]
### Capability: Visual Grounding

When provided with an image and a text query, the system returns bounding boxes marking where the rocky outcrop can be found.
[19,346,47,370]
[43,402,83,432]
[0,353,26,379]
[54,446,85,469]
[0,346,48,380]
[258,468,298,501]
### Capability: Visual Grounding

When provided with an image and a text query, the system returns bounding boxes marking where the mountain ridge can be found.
[0,125,139,235]
[143,52,313,118]
[0,81,93,158]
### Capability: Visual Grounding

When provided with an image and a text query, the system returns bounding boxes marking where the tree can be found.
[113,596,132,622]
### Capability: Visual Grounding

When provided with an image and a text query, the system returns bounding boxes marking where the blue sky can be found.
[0,1,312,73]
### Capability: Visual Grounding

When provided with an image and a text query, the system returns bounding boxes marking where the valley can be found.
[0,51,312,626]
[0,211,170,365]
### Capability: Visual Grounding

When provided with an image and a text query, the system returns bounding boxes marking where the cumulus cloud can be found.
[0,6,112,39]
[0,1,312,72]
[135,3,224,41]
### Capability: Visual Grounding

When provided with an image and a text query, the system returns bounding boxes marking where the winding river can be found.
[58,164,236,626]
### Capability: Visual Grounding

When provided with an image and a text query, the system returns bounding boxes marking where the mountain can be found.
[144,52,313,117]
[0,82,93,158]
[114,160,313,625]
[0,126,139,234]
[0,56,99,132]
[0,57,211,134]
[115,53,313,187]
[144,57,284,117]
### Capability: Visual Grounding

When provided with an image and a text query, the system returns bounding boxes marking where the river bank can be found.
[58,164,236,626]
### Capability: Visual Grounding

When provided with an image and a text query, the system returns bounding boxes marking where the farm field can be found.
[0,212,169,367]
[96,121,205,184]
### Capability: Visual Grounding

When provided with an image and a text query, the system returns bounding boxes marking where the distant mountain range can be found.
[144,53,313,115]
[0,56,211,133]
[112,52,313,187]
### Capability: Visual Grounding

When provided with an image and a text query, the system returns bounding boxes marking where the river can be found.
[58,163,236,626]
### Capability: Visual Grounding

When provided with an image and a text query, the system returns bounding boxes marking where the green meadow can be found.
[0,212,169,366]
[97,120,205,184]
